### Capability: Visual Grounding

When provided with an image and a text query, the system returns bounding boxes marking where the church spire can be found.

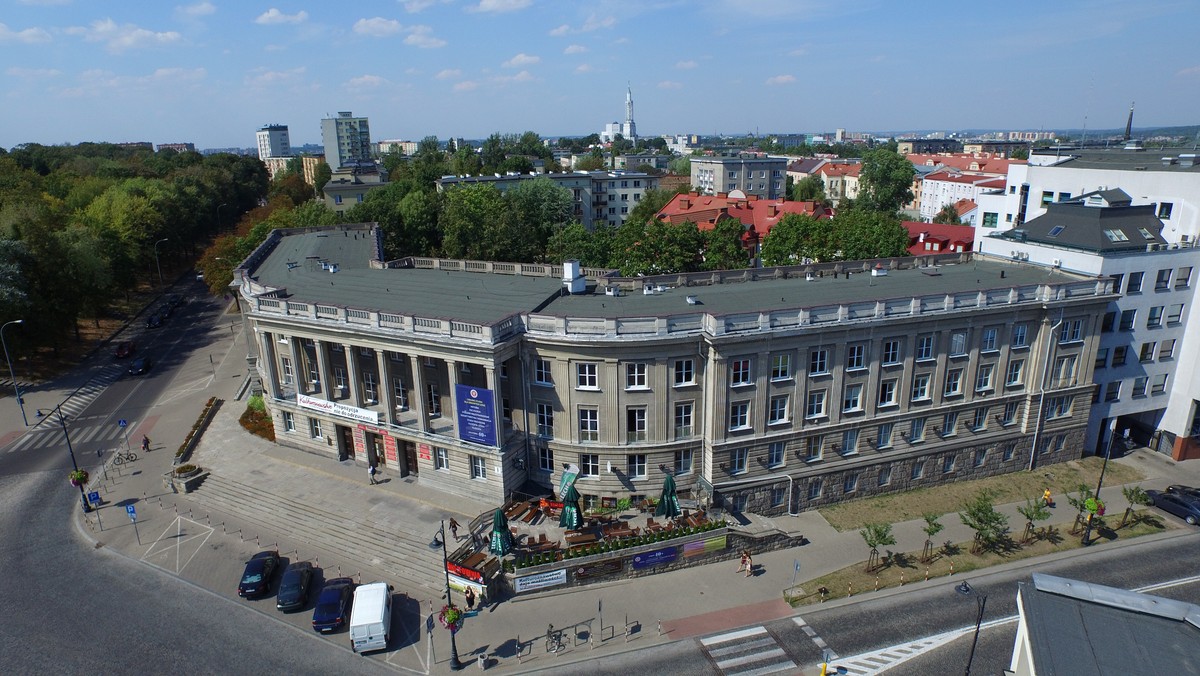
[1123,101,1135,142]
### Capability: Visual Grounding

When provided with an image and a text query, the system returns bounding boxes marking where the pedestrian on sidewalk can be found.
[449,518,461,540]
[368,464,378,485]
[744,552,754,578]
[1043,488,1055,508]
[737,550,750,575]
[141,435,150,452]
[464,586,476,611]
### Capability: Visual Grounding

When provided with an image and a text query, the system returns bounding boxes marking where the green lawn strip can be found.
[784,510,1173,608]
[818,457,1145,532]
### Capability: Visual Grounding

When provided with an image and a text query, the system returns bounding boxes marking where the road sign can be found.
[126,504,137,522]
[88,491,101,506]
[118,419,127,428]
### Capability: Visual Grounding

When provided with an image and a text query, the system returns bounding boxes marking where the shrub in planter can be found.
[174,464,199,476]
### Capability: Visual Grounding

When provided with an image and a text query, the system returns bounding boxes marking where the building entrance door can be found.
[402,441,419,477]
[336,425,354,461]
[364,432,385,467]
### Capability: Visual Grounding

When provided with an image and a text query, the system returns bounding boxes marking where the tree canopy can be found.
[857,148,915,213]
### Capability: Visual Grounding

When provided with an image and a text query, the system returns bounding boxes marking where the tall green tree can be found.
[834,208,911,261]
[790,174,827,203]
[505,178,573,262]
[759,213,837,265]
[613,219,702,276]
[439,183,512,260]
[932,203,963,225]
[625,188,677,228]
[701,219,748,270]
[546,223,613,268]
[857,148,915,213]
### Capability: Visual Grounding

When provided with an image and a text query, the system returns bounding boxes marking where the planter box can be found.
[163,470,209,494]
[174,398,222,466]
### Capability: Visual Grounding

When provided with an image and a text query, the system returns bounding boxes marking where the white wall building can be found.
[321,111,372,172]
[256,124,291,161]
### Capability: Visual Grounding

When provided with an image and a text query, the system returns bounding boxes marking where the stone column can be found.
[449,360,462,433]
[409,355,428,432]
[377,350,394,426]
[314,339,332,400]
[486,365,502,448]
[344,343,361,408]
[289,337,305,395]
[261,332,281,399]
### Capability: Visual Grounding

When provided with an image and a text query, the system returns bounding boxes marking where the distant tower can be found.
[1123,101,1135,142]
[256,124,291,161]
[623,85,637,142]
[321,111,372,171]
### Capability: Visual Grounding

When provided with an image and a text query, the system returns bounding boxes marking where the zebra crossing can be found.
[699,626,797,675]
[4,362,130,454]
[6,419,131,454]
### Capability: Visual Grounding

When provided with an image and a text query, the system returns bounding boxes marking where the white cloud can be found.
[6,66,61,78]
[347,74,388,87]
[765,74,795,85]
[255,8,308,25]
[658,80,683,89]
[502,52,539,68]
[788,47,807,57]
[453,80,478,92]
[404,25,445,48]
[403,0,434,12]
[435,68,462,80]
[470,0,531,12]
[56,66,206,98]
[150,67,206,82]
[0,22,52,44]
[1178,65,1200,77]
[176,2,215,18]
[354,17,403,37]
[675,59,697,69]
[245,66,306,86]
[574,64,592,73]
[564,44,586,55]
[581,14,616,31]
[65,19,181,52]
[494,70,534,83]
[548,24,570,36]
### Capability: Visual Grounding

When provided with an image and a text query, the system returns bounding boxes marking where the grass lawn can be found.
[818,456,1145,532]
[785,510,1175,607]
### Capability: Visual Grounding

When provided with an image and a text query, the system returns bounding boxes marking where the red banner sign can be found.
[446,561,483,583]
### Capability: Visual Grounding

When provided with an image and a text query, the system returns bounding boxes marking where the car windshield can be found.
[280,580,299,593]
[241,571,263,584]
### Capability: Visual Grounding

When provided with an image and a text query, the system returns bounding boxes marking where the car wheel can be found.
[1187,515,1198,526]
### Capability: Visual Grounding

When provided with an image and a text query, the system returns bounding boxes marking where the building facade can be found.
[237,224,1110,514]
[321,112,372,172]
[256,124,291,161]
[691,155,787,200]
[436,171,659,230]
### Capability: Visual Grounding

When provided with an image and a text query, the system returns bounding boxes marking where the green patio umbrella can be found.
[489,508,513,556]
[654,473,682,519]
[559,484,582,530]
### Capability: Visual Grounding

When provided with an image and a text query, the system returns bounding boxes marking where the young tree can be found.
[959,490,1009,553]
[920,512,944,563]
[857,148,915,213]
[313,161,332,195]
[859,522,896,572]
[790,174,827,204]
[1064,484,1095,534]
[932,203,963,225]
[1017,496,1051,543]
[1119,485,1151,528]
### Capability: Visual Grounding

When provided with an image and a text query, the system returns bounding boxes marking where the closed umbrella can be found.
[655,473,682,519]
[489,508,513,556]
[559,484,582,530]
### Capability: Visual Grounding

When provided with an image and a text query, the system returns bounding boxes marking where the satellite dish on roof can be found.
[728,189,747,199]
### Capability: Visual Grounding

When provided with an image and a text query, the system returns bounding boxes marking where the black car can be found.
[238,550,280,598]
[127,357,153,376]
[165,293,183,308]
[1166,485,1200,502]
[145,313,162,329]
[311,577,356,633]
[276,561,314,612]
[1147,490,1200,526]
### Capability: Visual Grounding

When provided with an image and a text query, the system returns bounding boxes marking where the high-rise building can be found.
[320,112,372,171]
[599,87,638,143]
[256,124,291,161]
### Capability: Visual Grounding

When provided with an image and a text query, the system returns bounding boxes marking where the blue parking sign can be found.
[88,491,101,506]
[126,504,137,521]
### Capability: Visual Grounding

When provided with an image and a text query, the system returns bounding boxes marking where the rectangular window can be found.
[971,407,988,431]
[580,453,599,477]
[674,402,694,439]
[806,390,827,418]
[973,448,988,467]
[1101,311,1116,333]
[1119,309,1136,331]
[1105,381,1121,401]
[468,455,486,480]
[627,453,646,478]
[944,369,964,396]
[674,359,695,386]
[626,407,647,441]
[1132,377,1147,397]
[534,358,553,385]
[949,330,968,356]
[882,339,901,365]
[846,344,866,370]
[282,411,295,432]
[392,377,408,410]
[579,408,599,441]
[309,417,322,439]
[1175,266,1192,289]
[877,422,894,449]
[769,395,790,425]
[841,429,859,455]
[1112,346,1128,366]
[363,372,378,403]
[537,446,553,472]
[334,367,347,389]
[1002,442,1016,462]
[1127,271,1144,294]
[1156,269,1172,291]
[981,328,998,352]
[805,435,823,461]
[1045,395,1074,419]
[729,402,750,430]
[911,460,925,480]
[1054,355,1078,384]
[808,478,823,500]
[941,411,959,437]
[280,356,294,385]
[975,364,995,392]
[674,449,693,474]
[844,473,859,494]
[771,485,786,507]
[730,448,748,474]
[1041,190,1054,206]
[942,454,956,474]
[1139,343,1156,363]
[916,335,935,361]
[1012,324,1028,348]
[810,348,830,375]
[1109,274,1124,293]
[771,354,791,380]
[878,464,893,486]
[1158,202,1174,219]
[1095,347,1109,369]
[910,417,926,442]
[1006,360,1025,386]
[435,447,449,471]
[307,362,319,384]
[1002,401,1019,425]
[1159,339,1176,360]
[1167,304,1184,324]
[536,403,554,437]
[1151,373,1168,394]
[1058,319,1082,343]
[768,441,785,468]
[731,358,752,386]
[911,373,931,401]
[843,383,863,412]
[1147,306,1164,328]
[426,383,441,416]
[576,363,598,389]
[878,379,898,407]
[625,363,648,390]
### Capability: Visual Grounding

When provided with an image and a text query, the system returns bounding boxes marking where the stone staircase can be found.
[191,473,446,594]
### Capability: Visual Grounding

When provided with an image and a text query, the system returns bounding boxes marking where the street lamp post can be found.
[1083,427,1132,545]
[37,404,92,513]
[955,581,986,676]
[431,520,464,671]
[1,319,28,426]
[216,203,227,232]
[153,238,169,289]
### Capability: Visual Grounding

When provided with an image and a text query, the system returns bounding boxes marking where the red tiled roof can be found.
[954,199,977,216]
[817,163,861,178]
[901,220,975,256]
[655,192,833,247]
[906,153,1025,176]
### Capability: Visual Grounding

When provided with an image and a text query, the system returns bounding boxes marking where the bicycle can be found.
[113,449,138,465]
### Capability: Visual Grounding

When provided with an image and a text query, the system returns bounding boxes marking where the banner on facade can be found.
[514,569,567,594]
[631,547,678,570]
[454,384,497,447]
[297,393,380,424]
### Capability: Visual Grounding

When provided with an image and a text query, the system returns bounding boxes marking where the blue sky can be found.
[2,0,1198,149]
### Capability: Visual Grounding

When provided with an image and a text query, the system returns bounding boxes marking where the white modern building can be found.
[321,112,372,172]
[599,87,638,144]
[919,171,1006,223]
[256,124,291,161]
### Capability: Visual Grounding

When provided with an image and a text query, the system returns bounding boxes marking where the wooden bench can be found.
[565,532,599,546]
[521,506,541,524]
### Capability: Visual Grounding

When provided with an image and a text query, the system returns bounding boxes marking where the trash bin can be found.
[477,653,486,670]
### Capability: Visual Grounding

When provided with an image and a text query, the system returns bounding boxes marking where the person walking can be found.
[449,518,461,540]
[368,464,378,485]
[737,550,750,575]
[141,435,150,452]
[464,586,477,611]
[1042,488,1054,508]
[744,551,754,578]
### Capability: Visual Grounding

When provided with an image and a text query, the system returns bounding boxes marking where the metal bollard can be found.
[516,635,521,664]
[900,572,905,586]
[847,583,853,597]
[657,620,662,637]
[874,576,880,591]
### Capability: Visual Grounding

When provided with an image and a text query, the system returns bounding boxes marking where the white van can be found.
[349,582,393,654]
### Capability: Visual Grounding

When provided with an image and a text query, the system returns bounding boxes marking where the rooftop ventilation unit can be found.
[604,286,620,297]
[686,295,700,305]
[561,260,585,294]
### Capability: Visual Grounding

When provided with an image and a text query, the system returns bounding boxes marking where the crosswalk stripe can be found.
[708,636,776,657]
[717,648,786,669]
[725,660,796,676]
[700,626,767,646]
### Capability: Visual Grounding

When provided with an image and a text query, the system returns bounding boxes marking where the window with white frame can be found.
[627,454,647,478]
[470,455,487,480]
[576,363,598,389]
[1128,271,1144,293]
[674,448,693,474]
[844,473,859,494]
[674,359,695,386]
[536,403,554,437]
[972,407,988,431]
[674,402,694,438]
[729,402,750,430]
[426,383,441,416]
[1002,401,1019,424]
[358,346,373,357]
[981,327,998,352]
[1002,442,1017,462]
[1156,268,1172,290]
[1045,395,1074,419]
[877,422,894,449]
[392,377,408,410]
[435,447,449,470]
[1132,377,1148,397]
[307,362,319,384]
[911,460,925,480]
[805,435,824,461]
[309,417,322,438]
[916,335,935,361]
[806,390,827,418]
[810,347,830,375]
[973,448,988,468]
[1054,355,1078,382]
[626,407,647,441]
[363,372,378,403]
[538,446,553,471]
[1119,309,1137,331]
[625,363,648,390]
[1175,266,1192,289]
[730,448,748,474]
[771,354,791,380]
[878,464,893,486]
[282,411,295,432]
[910,417,926,442]
[768,441,785,468]
[1104,381,1121,401]
[878,379,898,407]
[580,453,599,477]
[1006,360,1025,386]
[841,429,859,455]
[843,383,863,412]
[1167,304,1184,324]
[1059,319,1082,343]
[579,408,599,441]
[771,485,787,507]
[975,364,995,392]
[942,454,956,473]
[1151,373,1168,394]
[281,357,294,385]
[1159,339,1176,360]
[768,395,790,425]
[808,478,823,499]
[846,344,866,370]
[911,373,931,401]
[882,339,901,365]
[949,330,968,356]
[534,358,553,385]
[334,367,347,389]
[1012,324,1028,348]
[1147,306,1164,328]
[731,358,752,386]
[944,369,964,396]
[1139,342,1156,362]
[941,411,958,436]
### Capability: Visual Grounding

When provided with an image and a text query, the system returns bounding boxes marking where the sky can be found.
[2,0,1199,150]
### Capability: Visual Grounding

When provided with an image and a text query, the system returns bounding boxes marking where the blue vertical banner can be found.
[455,384,497,447]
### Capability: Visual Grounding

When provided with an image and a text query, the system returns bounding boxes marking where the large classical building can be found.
[237,224,1110,514]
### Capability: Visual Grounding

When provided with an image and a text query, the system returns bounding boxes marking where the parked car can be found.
[312,577,356,633]
[165,293,183,308]
[1147,489,1200,525]
[127,357,153,376]
[1166,485,1200,502]
[276,561,314,612]
[238,550,280,598]
[113,341,136,359]
[145,313,162,329]
[158,304,173,319]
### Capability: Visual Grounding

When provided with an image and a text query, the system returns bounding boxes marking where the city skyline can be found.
[2,0,1198,149]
